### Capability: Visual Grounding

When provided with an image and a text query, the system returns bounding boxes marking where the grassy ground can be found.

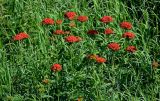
[0,0,160,100]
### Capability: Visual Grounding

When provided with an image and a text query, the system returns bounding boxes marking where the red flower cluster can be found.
[96,57,106,63]
[77,16,88,22]
[54,30,65,35]
[126,46,137,53]
[65,35,82,43]
[64,12,77,20]
[13,32,29,41]
[56,19,63,25]
[13,11,139,71]
[108,42,120,51]
[104,28,114,35]
[51,63,62,72]
[122,32,135,39]
[87,54,106,63]
[42,18,54,25]
[100,16,113,23]
[120,21,132,29]
[87,30,98,35]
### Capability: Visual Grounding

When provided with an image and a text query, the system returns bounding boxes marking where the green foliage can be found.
[0,0,160,100]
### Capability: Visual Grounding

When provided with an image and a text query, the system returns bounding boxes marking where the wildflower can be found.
[104,28,114,35]
[69,22,76,27]
[87,54,106,63]
[126,46,137,53]
[64,31,70,34]
[100,16,113,23]
[42,18,54,25]
[64,12,77,20]
[87,30,98,35]
[77,97,83,101]
[51,64,62,72]
[54,30,65,35]
[56,19,63,25]
[96,57,106,63]
[152,60,159,69]
[13,32,29,41]
[108,42,120,51]
[42,79,49,84]
[65,35,82,43]
[87,54,99,60]
[77,16,88,22]
[120,21,132,29]
[122,32,135,39]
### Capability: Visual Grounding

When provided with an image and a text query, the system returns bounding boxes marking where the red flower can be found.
[42,18,54,25]
[64,12,77,20]
[104,28,114,35]
[77,16,88,22]
[108,42,120,51]
[54,30,65,35]
[100,16,113,23]
[13,32,29,41]
[96,57,106,63]
[56,20,63,25]
[87,54,106,63]
[51,63,62,72]
[120,21,132,29]
[126,46,137,53]
[122,32,135,39]
[65,35,81,43]
[87,30,98,35]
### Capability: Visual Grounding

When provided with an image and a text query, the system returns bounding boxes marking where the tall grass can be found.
[0,0,160,100]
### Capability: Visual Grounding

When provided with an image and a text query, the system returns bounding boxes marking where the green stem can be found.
[112,52,115,69]
[56,72,60,101]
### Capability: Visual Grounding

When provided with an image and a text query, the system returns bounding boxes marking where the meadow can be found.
[0,0,160,101]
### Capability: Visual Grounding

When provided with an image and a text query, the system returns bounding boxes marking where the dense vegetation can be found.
[0,0,160,100]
